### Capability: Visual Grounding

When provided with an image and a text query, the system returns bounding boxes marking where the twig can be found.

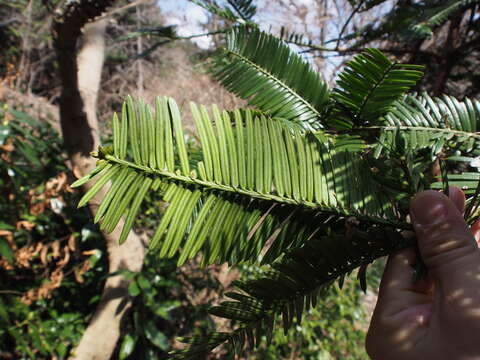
[129,28,232,59]
[95,0,153,21]
[335,0,365,50]
[287,38,440,60]
[0,290,23,295]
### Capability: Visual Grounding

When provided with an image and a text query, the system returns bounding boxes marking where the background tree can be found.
[279,0,480,97]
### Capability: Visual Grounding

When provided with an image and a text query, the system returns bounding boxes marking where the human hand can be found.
[366,187,480,360]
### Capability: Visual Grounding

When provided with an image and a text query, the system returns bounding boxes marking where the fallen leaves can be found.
[0,168,96,304]
[27,172,73,217]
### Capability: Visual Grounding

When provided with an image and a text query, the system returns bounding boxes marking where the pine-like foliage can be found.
[347,0,480,44]
[212,27,330,130]
[73,97,405,266]
[409,0,478,37]
[374,93,480,156]
[73,26,480,358]
[191,0,257,23]
[329,48,424,128]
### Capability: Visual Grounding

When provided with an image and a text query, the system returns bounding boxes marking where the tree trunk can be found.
[53,2,146,359]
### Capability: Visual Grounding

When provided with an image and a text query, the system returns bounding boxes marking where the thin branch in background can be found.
[288,37,440,60]
[130,28,232,60]
[134,40,169,59]
[95,0,154,21]
[334,0,364,50]
[128,27,231,42]
[0,17,22,28]
[285,38,331,52]
[0,290,23,295]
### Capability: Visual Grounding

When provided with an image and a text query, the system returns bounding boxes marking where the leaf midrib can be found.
[360,125,480,138]
[358,61,397,119]
[199,227,415,355]
[225,48,324,126]
[104,154,411,230]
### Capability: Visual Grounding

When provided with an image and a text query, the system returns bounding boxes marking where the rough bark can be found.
[53,2,146,359]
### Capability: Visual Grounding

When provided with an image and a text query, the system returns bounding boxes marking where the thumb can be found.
[410,189,480,287]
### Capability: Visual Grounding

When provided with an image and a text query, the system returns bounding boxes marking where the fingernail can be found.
[410,192,448,226]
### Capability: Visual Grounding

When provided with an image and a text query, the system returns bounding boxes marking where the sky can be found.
[157,0,325,50]
[156,0,390,80]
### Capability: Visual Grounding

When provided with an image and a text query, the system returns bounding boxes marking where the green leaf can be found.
[370,93,480,157]
[128,281,141,296]
[119,176,153,244]
[80,96,407,269]
[174,226,410,358]
[330,48,424,128]
[191,0,256,22]
[144,321,169,350]
[77,165,121,207]
[119,334,137,360]
[0,298,10,325]
[213,26,329,130]
[169,98,190,175]
[0,222,15,231]
[154,300,181,320]
[0,238,14,264]
[75,62,480,359]
[137,275,150,290]
[71,161,109,188]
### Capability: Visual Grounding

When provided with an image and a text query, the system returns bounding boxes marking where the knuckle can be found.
[421,231,476,269]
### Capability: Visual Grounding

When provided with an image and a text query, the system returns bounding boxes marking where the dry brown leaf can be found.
[16,246,33,268]
[50,268,64,288]
[45,172,71,197]
[1,153,11,162]
[21,289,36,305]
[74,268,84,283]
[51,240,60,258]
[68,234,77,252]
[0,258,13,270]
[0,138,14,152]
[82,249,97,256]
[29,202,46,216]
[3,232,16,250]
[16,220,35,231]
[75,259,91,283]
[0,230,12,237]
[32,242,42,255]
[0,230,15,251]
[40,244,49,265]
[57,246,70,267]
[23,268,66,304]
